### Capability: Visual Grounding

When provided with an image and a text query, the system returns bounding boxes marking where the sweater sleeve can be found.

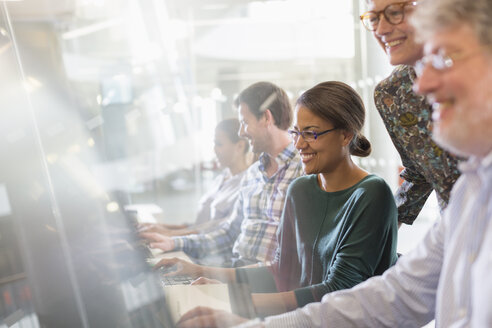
[294,180,398,307]
[236,267,278,293]
[270,181,302,292]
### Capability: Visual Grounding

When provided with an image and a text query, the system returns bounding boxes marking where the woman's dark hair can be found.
[296,81,371,157]
[216,118,249,153]
[234,81,292,130]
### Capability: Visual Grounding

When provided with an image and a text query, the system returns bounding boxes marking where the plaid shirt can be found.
[173,143,302,265]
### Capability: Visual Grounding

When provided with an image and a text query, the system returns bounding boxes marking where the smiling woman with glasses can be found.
[172,81,399,327]
[357,0,461,228]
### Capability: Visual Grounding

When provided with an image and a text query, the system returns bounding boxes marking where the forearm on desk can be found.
[172,230,232,258]
[161,222,189,229]
[164,227,198,236]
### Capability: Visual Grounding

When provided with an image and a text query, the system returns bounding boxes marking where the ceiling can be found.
[3,0,361,105]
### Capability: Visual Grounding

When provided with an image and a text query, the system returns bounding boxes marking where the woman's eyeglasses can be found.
[360,1,417,32]
[288,128,338,142]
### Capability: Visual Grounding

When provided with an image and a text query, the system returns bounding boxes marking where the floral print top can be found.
[374,65,461,225]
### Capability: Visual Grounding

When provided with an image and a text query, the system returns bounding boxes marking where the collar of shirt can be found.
[258,142,297,173]
[459,150,492,173]
[407,65,417,83]
[458,151,492,190]
[222,167,232,179]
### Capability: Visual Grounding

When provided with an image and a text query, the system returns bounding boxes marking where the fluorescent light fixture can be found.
[106,202,119,213]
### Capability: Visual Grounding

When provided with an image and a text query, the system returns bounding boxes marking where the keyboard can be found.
[160,275,194,286]
[158,265,194,286]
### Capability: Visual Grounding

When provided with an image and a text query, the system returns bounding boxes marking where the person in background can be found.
[175,0,492,326]
[158,81,398,319]
[139,118,250,236]
[143,81,303,266]
[360,0,460,226]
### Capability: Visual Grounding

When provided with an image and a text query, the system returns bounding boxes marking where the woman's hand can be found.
[154,258,204,279]
[176,306,249,328]
[139,232,175,252]
[155,258,236,283]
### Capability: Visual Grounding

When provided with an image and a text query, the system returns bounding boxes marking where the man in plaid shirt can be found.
[146,82,302,266]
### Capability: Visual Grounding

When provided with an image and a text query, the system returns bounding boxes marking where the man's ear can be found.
[263,109,275,126]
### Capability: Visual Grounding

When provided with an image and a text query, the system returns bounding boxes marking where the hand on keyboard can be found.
[158,264,179,275]
[139,232,175,252]
[154,257,204,280]
[157,263,196,286]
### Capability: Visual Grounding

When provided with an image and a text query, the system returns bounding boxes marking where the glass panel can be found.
[0,1,170,326]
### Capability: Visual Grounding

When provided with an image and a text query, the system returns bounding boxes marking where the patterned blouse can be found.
[374,65,461,225]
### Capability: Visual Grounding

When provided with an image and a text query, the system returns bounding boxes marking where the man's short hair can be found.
[411,0,492,47]
[234,81,292,130]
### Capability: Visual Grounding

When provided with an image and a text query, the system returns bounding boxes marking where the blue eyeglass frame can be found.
[288,127,338,141]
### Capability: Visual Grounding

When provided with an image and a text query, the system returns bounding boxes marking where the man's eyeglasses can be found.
[288,128,337,143]
[414,49,484,77]
[360,1,417,31]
